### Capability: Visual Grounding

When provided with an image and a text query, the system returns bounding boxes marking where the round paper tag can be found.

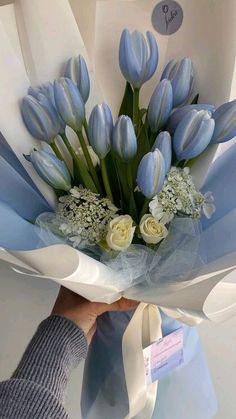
[152,1,183,35]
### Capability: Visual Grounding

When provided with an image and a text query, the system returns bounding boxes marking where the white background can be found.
[0,1,236,418]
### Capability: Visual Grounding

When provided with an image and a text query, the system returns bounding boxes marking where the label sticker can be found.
[143,328,184,384]
[152,1,184,36]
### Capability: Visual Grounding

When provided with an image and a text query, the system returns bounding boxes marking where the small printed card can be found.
[143,328,184,385]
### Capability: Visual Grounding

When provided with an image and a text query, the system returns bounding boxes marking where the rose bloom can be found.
[106,215,136,251]
[139,214,168,244]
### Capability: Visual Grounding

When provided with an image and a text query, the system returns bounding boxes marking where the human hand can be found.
[52,287,139,343]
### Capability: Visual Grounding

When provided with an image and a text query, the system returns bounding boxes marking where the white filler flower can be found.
[57,186,118,247]
[149,167,215,222]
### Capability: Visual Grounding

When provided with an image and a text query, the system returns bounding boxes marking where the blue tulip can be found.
[64,55,90,103]
[137,150,166,199]
[28,82,66,132]
[112,116,137,161]
[211,100,236,143]
[148,79,173,133]
[27,149,71,191]
[28,82,54,100]
[161,58,194,107]
[167,104,215,134]
[21,94,63,143]
[88,103,113,159]
[54,77,85,131]
[173,110,215,161]
[119,29,158,89]
[152,131,172,174]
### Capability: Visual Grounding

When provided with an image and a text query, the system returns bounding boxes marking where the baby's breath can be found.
[150,167,215,223]
[57,186,118,247]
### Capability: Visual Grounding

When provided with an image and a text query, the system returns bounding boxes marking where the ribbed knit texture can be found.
[0,315,88,418]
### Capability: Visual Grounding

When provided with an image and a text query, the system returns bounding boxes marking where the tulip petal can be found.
[54,78,85,131]
[30,150,71,191]
[161,59,178,80]
[88,103,113,159]
[143,31,159,83]
[119,30,158,88]
[174,110,215,160]
[119,30,143,88]
[137,150,166,199]
[211,100,236,143]
[148,79,173,133]
[171,58,193,107]
[64,55,90,103]
[152,131,172,174]
[167,104,215,134]
[112,116,137,161]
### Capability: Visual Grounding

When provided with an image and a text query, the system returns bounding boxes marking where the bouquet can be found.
[1,25,236,419]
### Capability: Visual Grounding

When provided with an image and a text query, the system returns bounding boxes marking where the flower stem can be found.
[77,130,102,194]
[100,158,113,202]
[83,120,90,141]
[51,141,64,161]
[61,133,97,193]
[126,163,138,222]
[133,88,140,134]
[140,199,150,219]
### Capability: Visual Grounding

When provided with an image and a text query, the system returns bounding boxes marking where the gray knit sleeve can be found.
[0,315,88,418]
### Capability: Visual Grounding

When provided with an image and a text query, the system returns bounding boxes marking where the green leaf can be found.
[191,94,199,104]
[139,108,147,121]
[73,156,98,193]
[104,152,121,207]
[119,82,134,117]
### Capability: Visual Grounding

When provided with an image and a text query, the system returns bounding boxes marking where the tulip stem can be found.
[140,199,150,219]
[133,88,140,134]
[100,159,113,202]
[83,120,90,141]
[126,164,138,222]
[61,133,98,193]
[77,130,102,194]
[51,142,64,161]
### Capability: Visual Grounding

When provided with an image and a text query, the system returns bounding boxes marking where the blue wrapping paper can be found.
[81,311,217,419]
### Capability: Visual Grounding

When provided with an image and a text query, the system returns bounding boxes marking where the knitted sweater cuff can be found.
[12,315,88,402]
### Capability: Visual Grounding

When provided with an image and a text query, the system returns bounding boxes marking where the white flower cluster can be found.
[150,167,215,223]
[57,186,118,247]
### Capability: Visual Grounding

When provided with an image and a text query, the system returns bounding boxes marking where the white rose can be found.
[106,215,135,251]
[139,214,168,244]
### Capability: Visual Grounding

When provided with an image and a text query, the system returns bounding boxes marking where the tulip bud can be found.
[211,100,236,143]
[152,131,172,174]
[161,58,194,107]
[27,149,71,191]
[137,150,166,199]
[119,29,158,88]
[64,55,90,103]
[21,94,63,143]
[28,82,66,133]
[167,104,215,134]
[112,116,137,161]
[88,103,113,158]
[173,110,215,161]
[54,77,85,131]
[148,79,173,133]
